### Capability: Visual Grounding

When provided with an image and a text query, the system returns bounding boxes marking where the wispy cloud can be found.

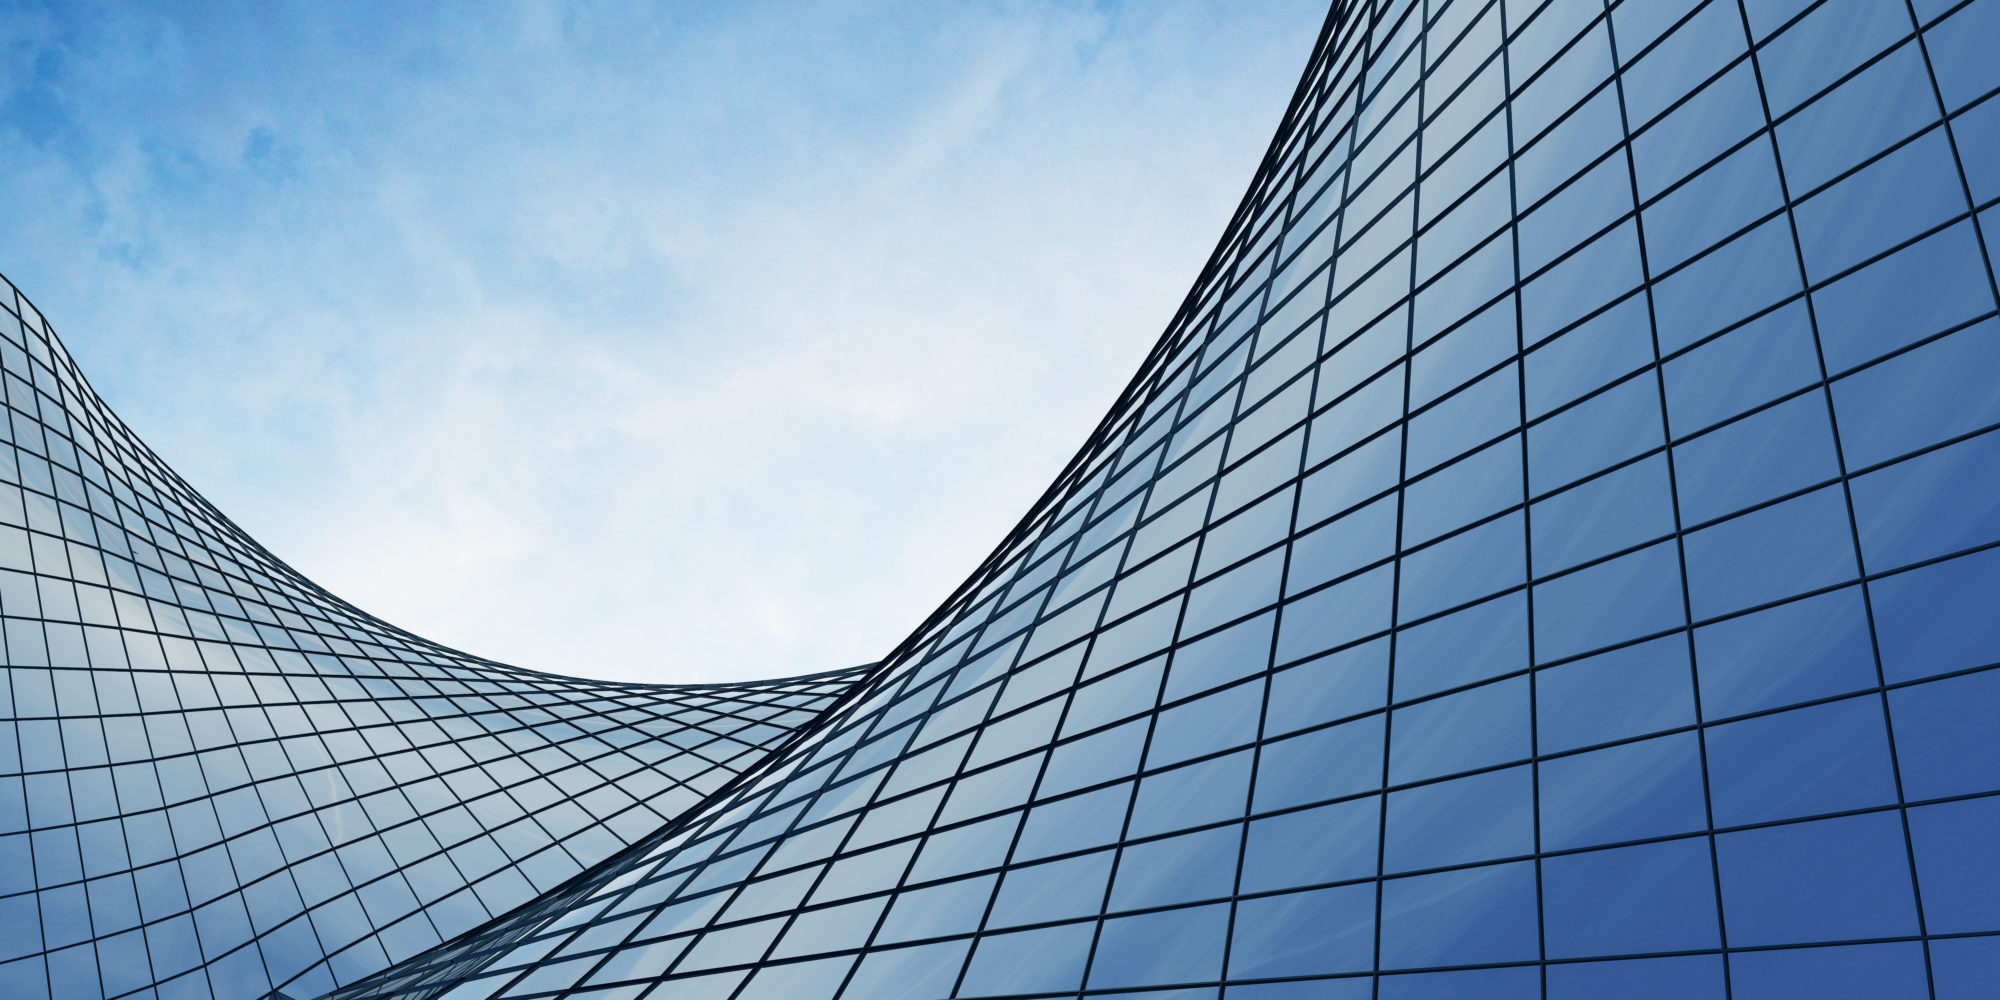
[0,0,1326,683]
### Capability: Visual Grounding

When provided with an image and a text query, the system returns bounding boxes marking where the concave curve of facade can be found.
[14,0,2000,996]
[0,276,874,999]
[314,0,2000,996]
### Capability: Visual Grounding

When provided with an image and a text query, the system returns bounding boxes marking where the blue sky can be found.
[0,0,1326,684]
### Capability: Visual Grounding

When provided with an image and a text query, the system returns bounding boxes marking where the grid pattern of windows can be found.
[0,277,868,1000]
[315,0,2000,997]
[5,0,1998,997]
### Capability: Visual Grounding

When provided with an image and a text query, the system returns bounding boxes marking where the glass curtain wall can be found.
[7,0,2000,996]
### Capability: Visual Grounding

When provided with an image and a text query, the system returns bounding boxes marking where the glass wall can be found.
[9,0,2000,996]
[0,273,865,1000]
[329,0,2000,996]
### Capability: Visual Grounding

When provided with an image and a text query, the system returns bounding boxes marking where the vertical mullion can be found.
[1494,0,1546,993]
[1602,0,1737,995]
[1366,0,1418,993]
[1730,0,1941,996]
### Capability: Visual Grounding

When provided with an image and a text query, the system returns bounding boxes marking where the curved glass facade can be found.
[0,277,870,997]
[7,0,2000,996]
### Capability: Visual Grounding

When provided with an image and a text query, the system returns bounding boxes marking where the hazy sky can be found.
[0,0,1327,685]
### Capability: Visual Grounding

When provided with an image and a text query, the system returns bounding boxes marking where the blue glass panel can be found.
[1522,154,1631,275]
[1289,494,1398,591]
[1275,565,1393,663]
[1527,374,1662,494]
[1377,966,1540,1000]
[1871,547,2000,683]
[1299,431,1400,525]
[907,813,1016,883]
[1536,635,1694,752]
[1705,696,1898,825]
[1607,0,1694,62]
[1040,720,1152,796]
[1727,942,1930,1000]
[1227,884,1375,978]
[1738,0,1813,39]
[1064,658,1164,737]
[1512,18,1612,142]
[1541,838,1720,958]
[1406,366,1518,474]
[1109,827,1238,910]
[1507,0,1598,92]
[1227,979,1370,1000]
[1182,552,1283,637]
[1264,639,1388,736]
[1618,0,1743,126]
[1521,222,1644,345]
[1909,796,2000,934]
[1199,488,1293,581]
[1851,428,2000,571]
[1694,587,1876,718]
[1955,92,2000,204]
[1087,904,1229,990]
[1890,668,2000,800]
[1387,677,1528,784]
[1811,222,1995,373]
[1253,715,1385,812]
[1409,298,1514,408]
[4,4,1995,997]
[988,851,1112,928]
[1833,320,2000,468]
[738,956,853,1000]
[1716,812,1920,946]
[1168,616,1273,701]
[1776,43,1938,194]
[0,894,42,962]
[1545,955,1725,1000]
[1523,295,1651,417]
[1240,796,1379,893]
[1662,303,1817,435]
[1632,62,1764,201]
[1383,765,1533,872]
[1539,732,1707,850]
[1674,394,1839,526]
[1400,439,1517,547]
[1643,142,1783,273]
[1932,935,2000,1000]
[1014,784,1130,862]
[958,923,1093,996]
[1392,593,1526,700]
[1128,752,1248,836]
[1145,685,1262,770]
[1927,0,2000,110]
[1418,175,1509,288]
[1757,0,1912,115]
[1682,486,1856,619]
[1312,363,1404,462]
[1399,513,1525,621]
[1377,861,1539,969]
[1651,218,1802,354]
[1530,456,1674,573]
[1793,131,1968,283]
[1532,540,1684,661]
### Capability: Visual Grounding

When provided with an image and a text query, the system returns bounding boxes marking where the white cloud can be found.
[0,0,1327,683]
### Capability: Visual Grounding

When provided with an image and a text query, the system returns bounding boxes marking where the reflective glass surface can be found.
[7,0,2000,996]
[0,276,867,999]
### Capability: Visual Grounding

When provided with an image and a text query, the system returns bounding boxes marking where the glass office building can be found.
[5,0,2000,996]
[0,277,871,999]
